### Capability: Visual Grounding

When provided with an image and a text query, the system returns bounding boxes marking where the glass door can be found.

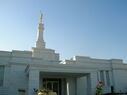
[43,78,61,95]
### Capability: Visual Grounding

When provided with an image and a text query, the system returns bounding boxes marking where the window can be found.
[106,71,110,86]
[0,66,4,87]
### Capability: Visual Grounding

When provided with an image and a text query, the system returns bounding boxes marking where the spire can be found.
[35,12,45,48]
[40,13,43,23]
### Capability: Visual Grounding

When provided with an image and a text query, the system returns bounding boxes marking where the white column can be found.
[28,70,40,95]
[90,72,98,95]
[109,70,113,86]
[3,66,10,87]
[39,75,43,89]
[87,74,91,95]
[66,78,76,95]
[104,71,107,86]
[97,71,101,81]
[77,76,87,95]
[66,78,69,95]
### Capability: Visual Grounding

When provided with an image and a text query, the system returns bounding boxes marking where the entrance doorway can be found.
[43,78,61,95]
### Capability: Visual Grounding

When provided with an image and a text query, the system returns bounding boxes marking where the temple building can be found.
[0,14,127,95]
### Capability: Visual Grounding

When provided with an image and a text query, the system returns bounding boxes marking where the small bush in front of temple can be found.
[34,88,52,95]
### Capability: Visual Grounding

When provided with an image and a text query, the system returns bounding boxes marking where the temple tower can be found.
[32,13,59,61]
[36,13,45,48]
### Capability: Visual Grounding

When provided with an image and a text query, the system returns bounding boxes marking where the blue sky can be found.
[0,0,127,62]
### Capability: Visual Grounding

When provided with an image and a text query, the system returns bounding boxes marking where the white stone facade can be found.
[0,15,127,95]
